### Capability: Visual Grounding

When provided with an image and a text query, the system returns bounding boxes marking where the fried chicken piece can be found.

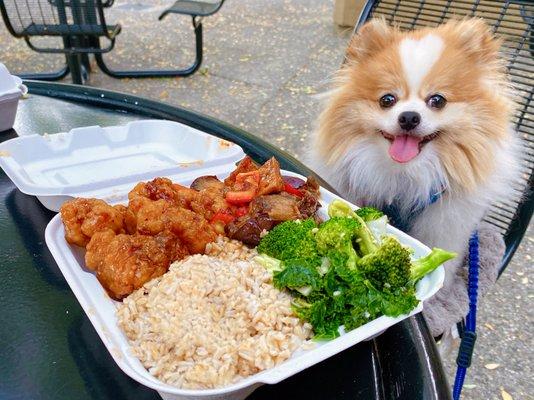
[134,199,217,254]
[85,229,188,300]
[189,175,233,220]
[114,204,137,234]
[128,177,199,211]
[60,198,126,247]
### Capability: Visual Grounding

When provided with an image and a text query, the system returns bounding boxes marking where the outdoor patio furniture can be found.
[356,0,534,278]
[0,0,226,83]
[0,80,452,400]
[93,0,226,78]
[0,0,121,84]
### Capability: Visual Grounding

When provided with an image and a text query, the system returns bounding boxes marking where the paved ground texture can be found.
[0,1,532,399]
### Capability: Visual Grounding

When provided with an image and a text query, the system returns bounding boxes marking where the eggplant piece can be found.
[298,190,321,219]
[301,176,320,195]
[283,176,306,189]
[190,175,224,191]
[249,194,300,221]
[226,213,275,246]
[227,194,306,246]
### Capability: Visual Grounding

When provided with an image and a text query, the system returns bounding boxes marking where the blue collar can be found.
[380,186,446,232]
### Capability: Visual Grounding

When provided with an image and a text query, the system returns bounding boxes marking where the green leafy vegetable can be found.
[273,259,322,296]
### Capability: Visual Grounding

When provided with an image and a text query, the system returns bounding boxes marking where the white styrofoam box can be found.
[0,119,245,211]
[0,63,27,132]
[45,167,445,400]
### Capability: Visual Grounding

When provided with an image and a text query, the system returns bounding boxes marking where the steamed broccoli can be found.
[356,206,389,243]
[355,207,384,221]
[315,217,360,269]
[327,200,378,256]
[254,253,283,273]
[410,247,458,284]
[328,199,357,219]
[257,219,319,262]
[358,235,457,292]
[357,236,412,291]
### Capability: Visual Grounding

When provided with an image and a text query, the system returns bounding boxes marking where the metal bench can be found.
[93,0,226,78]
[0,0,120,83]
[355,0,534,276]
[0,0,225,83]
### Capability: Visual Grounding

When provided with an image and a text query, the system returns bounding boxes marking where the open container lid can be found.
[0,62,26,102]
[0,119,245,204]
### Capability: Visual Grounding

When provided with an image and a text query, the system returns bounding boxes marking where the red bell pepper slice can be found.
[283,182,304,197]
[210,211,235,225]
[235,206,249,217]
[225,189,256,205]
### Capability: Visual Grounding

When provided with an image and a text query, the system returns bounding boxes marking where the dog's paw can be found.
[423,276,469,337]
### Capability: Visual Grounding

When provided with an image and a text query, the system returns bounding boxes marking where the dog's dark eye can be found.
[379,94,397,108]
[427,94,447,109]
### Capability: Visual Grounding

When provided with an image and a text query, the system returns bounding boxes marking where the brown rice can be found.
[116,237,312,389]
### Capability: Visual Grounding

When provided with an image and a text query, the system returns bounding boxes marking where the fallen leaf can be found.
[521,277,528,284]
[485,363,500,370]
[484,323,495,331]
[463,384,477,389]
[501,388,513,400]
[159,90,169,100]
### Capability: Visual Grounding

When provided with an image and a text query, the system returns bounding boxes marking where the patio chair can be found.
[0,0,121,83]
[93,0,226,78]
[355,0,533,276]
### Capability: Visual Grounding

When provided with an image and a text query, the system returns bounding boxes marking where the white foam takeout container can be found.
[3,119,444,400]
[0,63,27,132]
[0,120,245,211]
[45,172,444,400]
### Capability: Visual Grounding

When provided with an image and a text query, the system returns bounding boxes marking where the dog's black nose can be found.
[398,111,421,131]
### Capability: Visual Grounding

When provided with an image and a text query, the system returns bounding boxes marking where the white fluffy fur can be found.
[399,35,444,94]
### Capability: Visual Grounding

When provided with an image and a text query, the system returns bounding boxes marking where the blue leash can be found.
[452,231,480,400]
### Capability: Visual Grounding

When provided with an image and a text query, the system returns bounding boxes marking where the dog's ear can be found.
[445,18,501,62]
[346,18,394,61]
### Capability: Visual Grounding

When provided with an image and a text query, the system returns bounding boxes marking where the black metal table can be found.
[0,81,451,400]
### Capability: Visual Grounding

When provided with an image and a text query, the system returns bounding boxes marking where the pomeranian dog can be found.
[309,18,520,336]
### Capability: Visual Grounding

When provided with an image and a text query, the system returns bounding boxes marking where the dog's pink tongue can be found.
[388,135,421,163]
